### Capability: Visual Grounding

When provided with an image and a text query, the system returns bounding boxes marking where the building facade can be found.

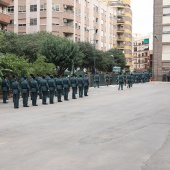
[7,0,117,51]
[100,0,133,69]
[0,0,10,30]
[132,34,153,72]
[153,0,170,80]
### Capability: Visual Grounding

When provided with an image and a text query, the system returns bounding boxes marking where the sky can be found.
[131,0,153,35]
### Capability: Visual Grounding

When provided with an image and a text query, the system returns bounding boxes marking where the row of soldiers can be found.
[1,74,89,108]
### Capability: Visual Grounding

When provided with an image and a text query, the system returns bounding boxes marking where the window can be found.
[52,4,60,12]
[18,24,26,26]
[40,4,47,11]
[18,5,26,12]
[30,5,37,12]
[8,6,14,13]
[30,18,37,26]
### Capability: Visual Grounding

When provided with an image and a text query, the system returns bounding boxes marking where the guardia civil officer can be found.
[78,75,84,98]
[118,73,124,90]
[40,76,49,105]
[36,74,42,99]
[63,75,70,101]
[84,74,89,96]
[70,74,77,99]
[48,75,56,104]
[56,76,63,102]
[1,75,9,103]
[94,72,100,88]
[30,76,39,106]
[126,73,131,89]
[105,73,109,86]
[21,76,30,107]
[11,77,20,109]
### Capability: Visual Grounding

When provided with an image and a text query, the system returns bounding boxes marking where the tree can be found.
[0,53,30,76]
[107,48,126,71]
[41,35,84,76]
[78,42,95,71]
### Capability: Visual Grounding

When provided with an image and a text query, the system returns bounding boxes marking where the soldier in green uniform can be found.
[78,75,84,98]
[105,73,109,86]
[123,73,127,86]
[70,74,77,99]
[21,76,30,107]
[94,72,100,88]
[56,76,63,102]
[11,77,20,109]
[30,76,39,106]
[63,75,70,101]
[84,74,89,96]
[36,74,42,99]
[130,73,134,87]
[48,75,56,104]
[1,76,9,103]
[126,73,131,88]
[39,76,49,105]
[118,73,124,90]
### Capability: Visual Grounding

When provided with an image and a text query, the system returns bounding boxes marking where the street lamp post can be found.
[111,55,114,72]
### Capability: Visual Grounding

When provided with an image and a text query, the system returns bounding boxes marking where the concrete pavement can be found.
[0,82,170,170]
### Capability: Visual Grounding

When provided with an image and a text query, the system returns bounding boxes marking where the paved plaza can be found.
[0,82,170,170]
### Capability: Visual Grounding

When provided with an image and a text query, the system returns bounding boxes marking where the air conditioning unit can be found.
[64,5,67,9]
[63,19,68,23]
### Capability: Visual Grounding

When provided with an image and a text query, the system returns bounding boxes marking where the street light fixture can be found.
[111,55,114,72]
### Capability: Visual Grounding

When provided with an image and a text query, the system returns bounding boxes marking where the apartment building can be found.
[0,0,10,30]
[100,0,132,69]
[132,34,153,72]
[153,0,170,80]
[7,0,116,51]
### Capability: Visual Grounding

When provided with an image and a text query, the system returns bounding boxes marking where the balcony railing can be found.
[0,0,10,6]
[117,19,124,23]
[0,10,10,24]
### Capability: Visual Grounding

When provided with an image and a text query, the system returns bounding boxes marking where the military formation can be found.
[117,72,152,90]
[1,74,89,109]
[1,72,152,109]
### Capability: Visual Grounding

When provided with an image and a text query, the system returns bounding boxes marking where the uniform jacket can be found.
[78,77,84,87]
[56,78,63,90]
[21,80,30,93]
[48,79,56,91]
[30,80,39,92]
[2,79,9,92]
[40,79,48,92]
[63,78,70,88]
[12,81,20,94]
[70,77,78,87]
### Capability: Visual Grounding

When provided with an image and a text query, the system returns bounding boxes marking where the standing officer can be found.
[30,76,39,106]
[56,76,63,102]
[94,72,100,88]
[78,75,84,98]
[39,76,49,105]
[1,75,9,103]
[123,73,127,86]
[70,74,77,99]
[48,75,56,104]
[21,76,30,107]
[84,74,89,96]
[126,73,131,89]
[63,75,70,101]
[105,73,110,86]
[36,74,42,99]
[118,73,124,90]
[11,77,20,109]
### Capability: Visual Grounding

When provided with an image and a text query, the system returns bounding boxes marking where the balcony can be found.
[117,28,124,32]
[0,10,10,25]
[62,25,74,34]
[117,19,124,23]
[117,36,124,41]
[117,46,124,49]
[0,0,10,6]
